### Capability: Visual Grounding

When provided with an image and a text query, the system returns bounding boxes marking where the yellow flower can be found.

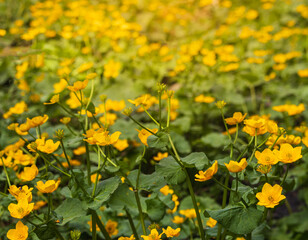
[113,139,129,151]
[8,197,34,219]
[298,69,308,78]
[36,179,61,193]
[104,60,121,79]
[73,146,86,155]
[7,221,28,240]
[119,235,135,240]
[37,139,60,154]
[60,117,71,125]
[255,148,279,165]
[27,115,49,128]
[33,200,47,210]
[273,143,302,164]
[243,118,267,136]
[179,209,196,219]
[8,185,33,202]
[44,94,59,105]
[225,112,247,125]
[224,158,247,173]
[194,95,215,103]
[159,185,174,196]
[137,128,158,146]
[18,164,38,182]
[153,152,168,161]
[162,226,181,237]
[91,173,102,183]
[77,62,94,73]
[86,72,97,80]
[105,220,119,237]
[172,216,185,224]
[53,79,67,93]
[256,183,286,208]
[86,130,121,146]
[195,160,218,182]
[141,229,163,240]
[206,217,217,228]
[67,79,89,92]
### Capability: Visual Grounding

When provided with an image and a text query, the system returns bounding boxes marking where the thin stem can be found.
[167,96,171,128]
[212,177,234,192]
[38,153,71,177]
[236,136,254,162]
[217,174,229,240]
[142,106,159,126]
[280,165,289,186]
[0,192,8,197]
[158,89,162,130]
[92,213,97,240]
[220,109,232,158]
[98,147,118,167]
[92,146,101,197]
[47,193,52,222]
[168,135,205,240]
[92,210,112,240]
[235,173,239,193]
[233,123,239,145]
[128,116,157,135]
[135,162,147,235]
[1,157,11,187]
[85,79,94,110]
[125,208,140,240]
[285,198,293,214]
[262,208,268,222]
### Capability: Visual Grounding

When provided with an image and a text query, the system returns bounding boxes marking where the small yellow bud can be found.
[122,108,133,116]
[55,129,64,139]
[215,100,227,109]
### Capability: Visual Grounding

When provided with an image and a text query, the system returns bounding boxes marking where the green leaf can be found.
[109,184,146,216]
[155,157,186,184]
[127,170,166,191]
[204,205,263,234]
[146,198,166,221]
[201,133,229,148]
[181,152,209,170]
[147,132,169,149]
[55,198,87,225]
[34,223,57,240]
[89,176,121,209]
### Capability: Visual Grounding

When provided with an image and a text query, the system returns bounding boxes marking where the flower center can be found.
[268,196,274,202]
[286,153,292,159]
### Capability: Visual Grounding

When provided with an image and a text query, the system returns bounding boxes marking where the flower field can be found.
[1,0,308,239]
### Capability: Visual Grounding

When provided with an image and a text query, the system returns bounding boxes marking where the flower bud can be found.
[215,100,227,109]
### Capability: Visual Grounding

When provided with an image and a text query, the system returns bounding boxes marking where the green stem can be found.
[54,227,65,240]
[98,147,118,167]
[217,174,229,240]
[236,136,254,162]
[262,208,268,222]
[38,153,71,177]
[47,193,52,221]
[142,106,159,126]
[92,146,101,197]
[128,116,157,135]
[1,157,11,187]
[212,177,234,192]
[168,135,205,240]
[158,89,162,130]
[92,210,112,240]
[285,198,293,214]
[167,96,171,128]
[135,162,147,235]
[0,192,8,197]
[280,165,289,186]
[125,208,140,240]
[220,109,232,158]
[235,173,239,193]
[92,212,97,240]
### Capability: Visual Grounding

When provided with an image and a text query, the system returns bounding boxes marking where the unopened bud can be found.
[122,108,133,116]
[55,129,64,139]
[70,230,81,240]
[215,100,227,109]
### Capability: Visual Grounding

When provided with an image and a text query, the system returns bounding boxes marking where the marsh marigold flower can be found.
[137,128,158,146]
[7,221,28,240]
[224,158,247,172]
[172,216,185,224]
[8,185,33,202]
[141,229,163,240]
[194,94,215,103]
[36,179,61,193]
[37,139,60,154]
[8,197,34,219]
[179,209,197,219]
[206,217,217,228]
[44,94,59,105]
[67,79,89,92]
[256,183,286,208]
[113,139,129,151]
[225,112,247,125]
[18,164,38,182]
[153,152,168,161]
[160,185,174,196]
[119,235,135,240]
[273,143,302,164]
[163,227,181,237]
[195,160,218,182]
[255,148,279,165]
[105,220,119,237]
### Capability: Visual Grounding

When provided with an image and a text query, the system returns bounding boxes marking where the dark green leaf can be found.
[146,198,165,221]
[204,205,263,235]
[55,198,87,225]
[181,152,209,170]
[155,157,186,184]
[147,132,169,149]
